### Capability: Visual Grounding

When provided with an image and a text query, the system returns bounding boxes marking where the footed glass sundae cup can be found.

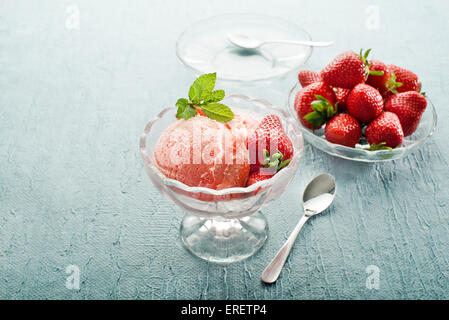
[140,94,303,263]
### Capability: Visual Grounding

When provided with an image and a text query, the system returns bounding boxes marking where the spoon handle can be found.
[263,40,333,47]
[261,214,309,284]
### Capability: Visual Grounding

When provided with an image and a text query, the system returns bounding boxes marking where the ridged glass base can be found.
[180,212,268,264]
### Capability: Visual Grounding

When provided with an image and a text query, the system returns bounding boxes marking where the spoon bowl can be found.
[228,33,261,50]
[303,173,336,216]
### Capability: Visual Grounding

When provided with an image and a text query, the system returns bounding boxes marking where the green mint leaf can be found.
[205,90,225,103]
[188,73,217,103]
[188,83,202,104]
[200,102,234,123]
[178,105,197,120]
[176,98,197,120]
[195,73,216,93]
[176,98,188,110]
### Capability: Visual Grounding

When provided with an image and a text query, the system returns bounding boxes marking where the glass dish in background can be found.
[176,13,313,82]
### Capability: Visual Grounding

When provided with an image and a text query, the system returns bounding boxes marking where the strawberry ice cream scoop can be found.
[153,113,259,190]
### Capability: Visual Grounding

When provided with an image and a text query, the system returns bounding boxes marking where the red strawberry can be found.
[298,70,322,87]
[387,64,421,95]
[325,114,362,148]
[334,88,351,111]
[347,83,384,123]
[321,50,372,89]
[365,112,404,149]
[247,115,294,171]
[366,60,391,94]
[294,82,336,129]
[246,151,292,187]
[384,91,427,137]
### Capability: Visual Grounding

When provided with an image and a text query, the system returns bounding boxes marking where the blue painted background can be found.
[1,0,448,299]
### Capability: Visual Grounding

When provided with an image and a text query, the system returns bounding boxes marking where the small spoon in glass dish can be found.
[228,33,334,50]
[261,173,336,284]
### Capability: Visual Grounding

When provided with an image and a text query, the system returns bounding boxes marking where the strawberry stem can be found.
[369,70,384,76]
[385,71,403,95]
[360,48,374,80]
[278,159,291,171]
[261,150,291,172]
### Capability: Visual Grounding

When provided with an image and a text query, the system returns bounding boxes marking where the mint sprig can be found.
[176,73,234,123]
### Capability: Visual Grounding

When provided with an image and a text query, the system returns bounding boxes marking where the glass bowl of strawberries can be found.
[141,74,303,263]
[288,49,437,162]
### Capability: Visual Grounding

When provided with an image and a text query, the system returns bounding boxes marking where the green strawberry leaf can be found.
[260,150,291,171]
[303,95,337,129]
[360,48,372,64]
[200,102,234,123]
[369,70,384,76]
[278,159,291,171]
[385,72,403,94]
[360,48,374,80]
[365,142,393,152]
[176,98,197,119]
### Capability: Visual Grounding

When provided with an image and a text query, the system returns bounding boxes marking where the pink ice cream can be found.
[153,112,259,189]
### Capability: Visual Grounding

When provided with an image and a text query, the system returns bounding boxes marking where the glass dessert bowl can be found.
[140,94,303,263]
[287,82,437,162]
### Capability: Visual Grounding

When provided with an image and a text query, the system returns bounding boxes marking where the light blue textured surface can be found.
[1,0,449,300]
